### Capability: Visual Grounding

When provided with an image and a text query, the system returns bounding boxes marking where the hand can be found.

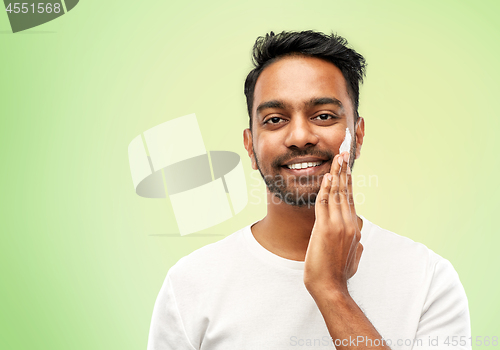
[304,151,363,296]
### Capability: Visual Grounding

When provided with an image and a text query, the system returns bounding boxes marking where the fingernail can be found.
[327,173,332,182]
[343,152,350,163]
[337,155,343,166]
[347,166,351,175]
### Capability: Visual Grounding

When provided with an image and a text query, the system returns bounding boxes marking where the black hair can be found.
[244,30,367,129]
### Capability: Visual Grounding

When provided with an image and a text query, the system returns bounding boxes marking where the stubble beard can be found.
[252,137,357,208]
[253,147,333,208]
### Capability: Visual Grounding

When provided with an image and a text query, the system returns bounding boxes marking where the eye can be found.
[264,116,286,124]
[313,113,335,121]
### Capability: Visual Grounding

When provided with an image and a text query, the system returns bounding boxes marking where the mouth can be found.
[280,159,331,176]
[284,160,324,170]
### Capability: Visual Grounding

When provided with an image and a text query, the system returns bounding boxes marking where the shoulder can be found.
[357,216,469,313]
[148,230,249,350]
[356,217,471,342]
[358,216,464,296]
[167,225,249,285]
[360,216,446,271]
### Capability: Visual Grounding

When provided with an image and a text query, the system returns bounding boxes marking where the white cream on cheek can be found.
[339,127,351,155]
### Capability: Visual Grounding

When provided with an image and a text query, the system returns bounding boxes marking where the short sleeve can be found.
[147,274,197,350]
[413,258,471,350]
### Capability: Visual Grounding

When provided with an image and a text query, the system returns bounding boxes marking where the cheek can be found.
[253,134,279,159]
[320,128,346,153]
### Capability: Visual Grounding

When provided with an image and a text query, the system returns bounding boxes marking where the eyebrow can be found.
[256,97,344,116]
[256,100,287,115]
[305,97,343,110]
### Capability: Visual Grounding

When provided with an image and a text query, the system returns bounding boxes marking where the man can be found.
[147,31,471,350]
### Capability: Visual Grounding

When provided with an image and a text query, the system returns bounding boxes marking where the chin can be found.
[270,186,320,208]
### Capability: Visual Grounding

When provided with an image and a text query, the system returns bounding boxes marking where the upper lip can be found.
[282,157,329,166]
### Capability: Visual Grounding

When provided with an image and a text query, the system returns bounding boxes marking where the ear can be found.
[243,128,258,170]
[354,116,365,160]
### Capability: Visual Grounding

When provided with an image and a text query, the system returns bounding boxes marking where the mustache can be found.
[272,148,335,168]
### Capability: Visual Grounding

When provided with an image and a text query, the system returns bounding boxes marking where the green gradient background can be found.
[1,0,499,348]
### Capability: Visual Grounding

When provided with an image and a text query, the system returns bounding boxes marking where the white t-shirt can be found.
[147,215,471,350]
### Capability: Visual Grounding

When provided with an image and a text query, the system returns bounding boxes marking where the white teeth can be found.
[287,161,323,169]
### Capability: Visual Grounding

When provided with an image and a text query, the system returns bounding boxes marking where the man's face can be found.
[243,55,364,207]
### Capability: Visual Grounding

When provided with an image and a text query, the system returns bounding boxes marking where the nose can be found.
[284,116,319,149]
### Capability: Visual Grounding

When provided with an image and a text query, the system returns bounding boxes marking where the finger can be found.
[339,152,362,271]
[344,154,359,229]
[338,151,352,224]
[314,173,332,221]
[329,151,343,175]
[328,154,343,218]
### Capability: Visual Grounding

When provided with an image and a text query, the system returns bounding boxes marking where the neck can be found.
[251,191,362,261]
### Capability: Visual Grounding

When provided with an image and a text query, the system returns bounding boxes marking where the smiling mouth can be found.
[284,160,325,170]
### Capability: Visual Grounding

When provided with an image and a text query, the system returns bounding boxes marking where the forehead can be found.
[253,56,353,116]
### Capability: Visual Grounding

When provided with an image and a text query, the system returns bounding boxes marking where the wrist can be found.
[306,281,351,302]
[309,287,358,324]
